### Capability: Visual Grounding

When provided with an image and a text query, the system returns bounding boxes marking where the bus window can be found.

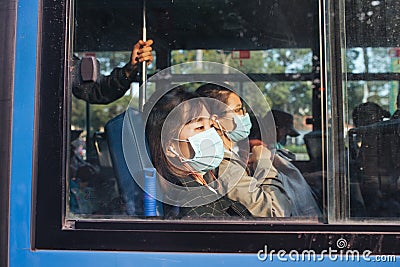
[67,0,323,221]
[33,0,400,253]
[343,0,400,219]
[67,0,400,222]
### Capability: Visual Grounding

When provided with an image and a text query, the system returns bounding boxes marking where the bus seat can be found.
[303,130,325,168]
[352,119,400,216]
[92,131,123,214]
[93,132,113,168]
[347,128,368,217]
[105,108,163,216]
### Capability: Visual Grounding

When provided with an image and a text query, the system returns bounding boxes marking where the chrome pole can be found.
[139,0,147,112]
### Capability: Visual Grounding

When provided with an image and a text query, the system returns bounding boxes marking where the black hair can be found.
[352,102,390,127]
[145,87,207,185]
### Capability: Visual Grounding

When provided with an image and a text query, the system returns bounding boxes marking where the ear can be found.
[165,144,178,158]
[211,114,220,128]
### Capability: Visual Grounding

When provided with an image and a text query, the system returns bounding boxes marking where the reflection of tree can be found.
[71,96,86,129]
[171,48,313,117]
[265,82,312,116]
[264,49,312,74]
[347,81,391,116]
[346,47,393,118]
[71,48,396,133]
[71,49,314,132]
[71,95,135,132]
[89,96,133,132]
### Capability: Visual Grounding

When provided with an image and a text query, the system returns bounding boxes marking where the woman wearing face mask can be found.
[196,83,292,217]
[197,83,321,218]
[145,87,252,218]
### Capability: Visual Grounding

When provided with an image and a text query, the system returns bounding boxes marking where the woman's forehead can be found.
[198,106,211,117]
[225,93,241,107]
[183,108,210,125]
[163,98,206,124]
[190,115,210,123]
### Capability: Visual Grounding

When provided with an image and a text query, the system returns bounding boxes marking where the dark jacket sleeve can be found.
[72,58,139,104]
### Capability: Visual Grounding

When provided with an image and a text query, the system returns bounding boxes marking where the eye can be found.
[195,125,205,130]
[234,106,246,115]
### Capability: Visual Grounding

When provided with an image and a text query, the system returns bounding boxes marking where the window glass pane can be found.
[347,81,396,115]
[345,0,400,219]
[68,0,322,222]
[171,49,313,74]
[346,47,397,73]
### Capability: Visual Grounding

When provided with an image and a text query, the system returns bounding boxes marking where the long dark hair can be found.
[196,83,236,116]
[145,87,207,186]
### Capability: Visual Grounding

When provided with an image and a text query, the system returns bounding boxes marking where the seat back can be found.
[93,131,113,168]
[303,130,325,165]
[357,119,400,182]
[352,119,400,216]
[105,108,161,216]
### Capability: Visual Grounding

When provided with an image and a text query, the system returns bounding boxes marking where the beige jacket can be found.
[216,150,292,217]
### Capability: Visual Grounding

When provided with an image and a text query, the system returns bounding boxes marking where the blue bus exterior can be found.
[4,0,400,266]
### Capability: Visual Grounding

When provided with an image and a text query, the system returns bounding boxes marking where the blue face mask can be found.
[219,113,252,142]
[171,127,224,173]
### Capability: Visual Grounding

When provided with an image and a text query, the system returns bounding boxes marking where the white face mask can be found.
[171,127,224,173]
[218,113,252,142]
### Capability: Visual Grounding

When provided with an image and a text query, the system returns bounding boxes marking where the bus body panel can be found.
[7,0,400,266]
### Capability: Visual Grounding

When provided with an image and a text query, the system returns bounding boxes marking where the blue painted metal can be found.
[9,0,39,265]
[8,0,400,265]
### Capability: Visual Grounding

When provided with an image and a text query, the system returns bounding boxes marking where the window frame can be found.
[33,0,400,254]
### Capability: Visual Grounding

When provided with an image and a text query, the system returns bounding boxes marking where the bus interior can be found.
[66,0,400,222]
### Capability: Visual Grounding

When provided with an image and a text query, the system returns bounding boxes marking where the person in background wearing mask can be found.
[197,83,296,217]
[269,110,300,159]
[72,39,153,104]
[247,108,322,217]
[145,87,252,218]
